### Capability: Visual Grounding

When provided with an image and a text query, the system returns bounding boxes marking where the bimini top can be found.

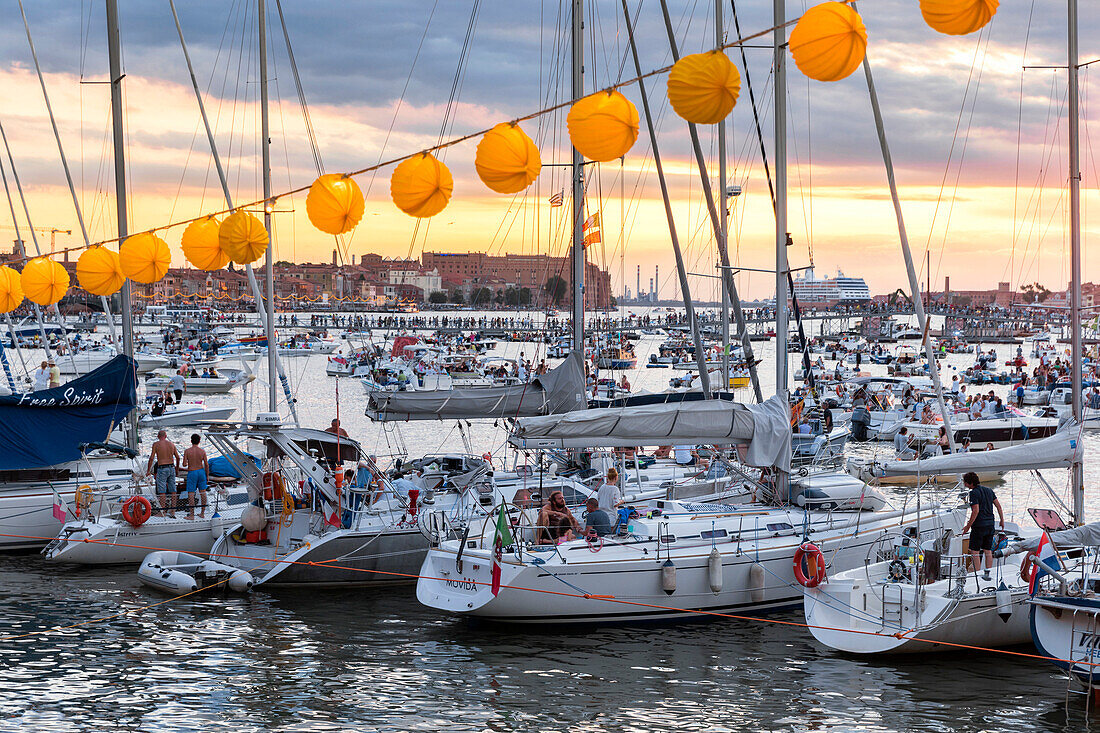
[365,351,586,422]
[0,355,138,470]
[509,393,791,471]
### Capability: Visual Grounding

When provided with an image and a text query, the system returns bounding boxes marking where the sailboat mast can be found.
[105,0,137,452]
[717,0,730,389]
[1067,0,1083,523]
[570,0,585,358]
[258,0,278,414]
[774,0,789,498]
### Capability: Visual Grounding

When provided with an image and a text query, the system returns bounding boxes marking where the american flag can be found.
[549,190,564,207]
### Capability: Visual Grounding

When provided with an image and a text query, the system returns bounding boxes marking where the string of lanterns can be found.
[0,0,998,314]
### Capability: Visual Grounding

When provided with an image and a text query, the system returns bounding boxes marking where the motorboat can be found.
[43,478,251,565]
[1010,523,1100,688]
[803,519,1032,653]
[138,399,237,428]
[145,367,253,394]
[56,348,170,375]
[808,433,1083,654]
[0,356,140,550]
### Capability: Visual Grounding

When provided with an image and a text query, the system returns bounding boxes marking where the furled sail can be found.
[365,351,586,422]
[868,428,1082,478]
[509,393,791,471]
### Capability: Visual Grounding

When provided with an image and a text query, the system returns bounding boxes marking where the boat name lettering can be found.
[444,577,478,591]
[18,387,106,407]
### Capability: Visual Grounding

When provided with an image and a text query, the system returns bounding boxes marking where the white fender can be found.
[661,559,676,595]
[210,512,225,539]
[749,563,765,604]
[707,547,723,594]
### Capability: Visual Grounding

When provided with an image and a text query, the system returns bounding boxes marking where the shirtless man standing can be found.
[182,434,210,520]
[146,430,180,517]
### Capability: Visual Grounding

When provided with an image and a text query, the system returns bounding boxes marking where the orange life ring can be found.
[121,496,153,528]
[793,542,827,588]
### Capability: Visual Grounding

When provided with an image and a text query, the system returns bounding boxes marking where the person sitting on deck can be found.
[582,498,612,537]
[893,427,917,460]
[537,490,579,543]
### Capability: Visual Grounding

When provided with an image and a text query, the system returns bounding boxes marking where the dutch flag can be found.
[1029,531,1062,595]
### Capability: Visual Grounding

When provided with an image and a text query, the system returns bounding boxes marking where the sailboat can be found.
[805,0,1091,656]
[416,0,965,624]
[1012,0,1100,693]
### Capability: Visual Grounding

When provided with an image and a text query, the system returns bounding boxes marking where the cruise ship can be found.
[790,267,871,307]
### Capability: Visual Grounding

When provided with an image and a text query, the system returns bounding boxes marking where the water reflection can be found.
[3,552,1100,731]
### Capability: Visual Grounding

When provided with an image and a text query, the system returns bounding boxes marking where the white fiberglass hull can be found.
[417,505,959,623]
[804,561,1032,654]
[139,405,236,428]
[44,507,243,565]
[0,459,137,550]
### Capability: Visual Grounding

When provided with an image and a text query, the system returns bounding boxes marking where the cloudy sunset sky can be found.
[0,0,1095,302]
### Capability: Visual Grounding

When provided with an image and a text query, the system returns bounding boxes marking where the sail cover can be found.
[365,351,587,421]
[0,355,137,469]
[871,428,1083,478]
[1001,522,1100,556]
[509,393,791,471]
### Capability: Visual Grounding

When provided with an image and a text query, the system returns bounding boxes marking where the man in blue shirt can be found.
[582,497,612,537]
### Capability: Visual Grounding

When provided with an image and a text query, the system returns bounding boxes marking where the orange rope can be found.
[2,530,1096,669]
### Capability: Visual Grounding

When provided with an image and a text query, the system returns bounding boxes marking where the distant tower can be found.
[332,249,338,266]
[655,265,659,301]
[636,264,641,301]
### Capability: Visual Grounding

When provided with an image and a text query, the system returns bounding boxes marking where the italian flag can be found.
[490,503,513,597]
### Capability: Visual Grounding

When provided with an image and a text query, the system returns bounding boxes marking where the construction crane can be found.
[0,225,72,257]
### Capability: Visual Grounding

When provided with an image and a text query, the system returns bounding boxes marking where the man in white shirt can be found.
[32,360,49,391]
[596,467,622,515]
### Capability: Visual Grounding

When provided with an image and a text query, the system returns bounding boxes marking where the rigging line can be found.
[1008,0,1039,284]
[364,0,438,200]
[17,0,120,349]
[932,23,995,294]
[2,528,1099,673]
[21,13,810,260]
[921,23,989,282]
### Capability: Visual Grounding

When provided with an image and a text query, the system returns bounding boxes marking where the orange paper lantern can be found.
[788,2,868,83]
[667,51,741,124]
[390,153,453,218]
[475,123,542,194]
[21,257,69,306]
[120,233,171,284]
[566,91,639,162]
[306,174,366,235]
[76,246,126,296]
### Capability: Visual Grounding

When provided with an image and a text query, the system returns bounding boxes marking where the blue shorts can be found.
[184,469,207,496]
[155,465,176,494]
